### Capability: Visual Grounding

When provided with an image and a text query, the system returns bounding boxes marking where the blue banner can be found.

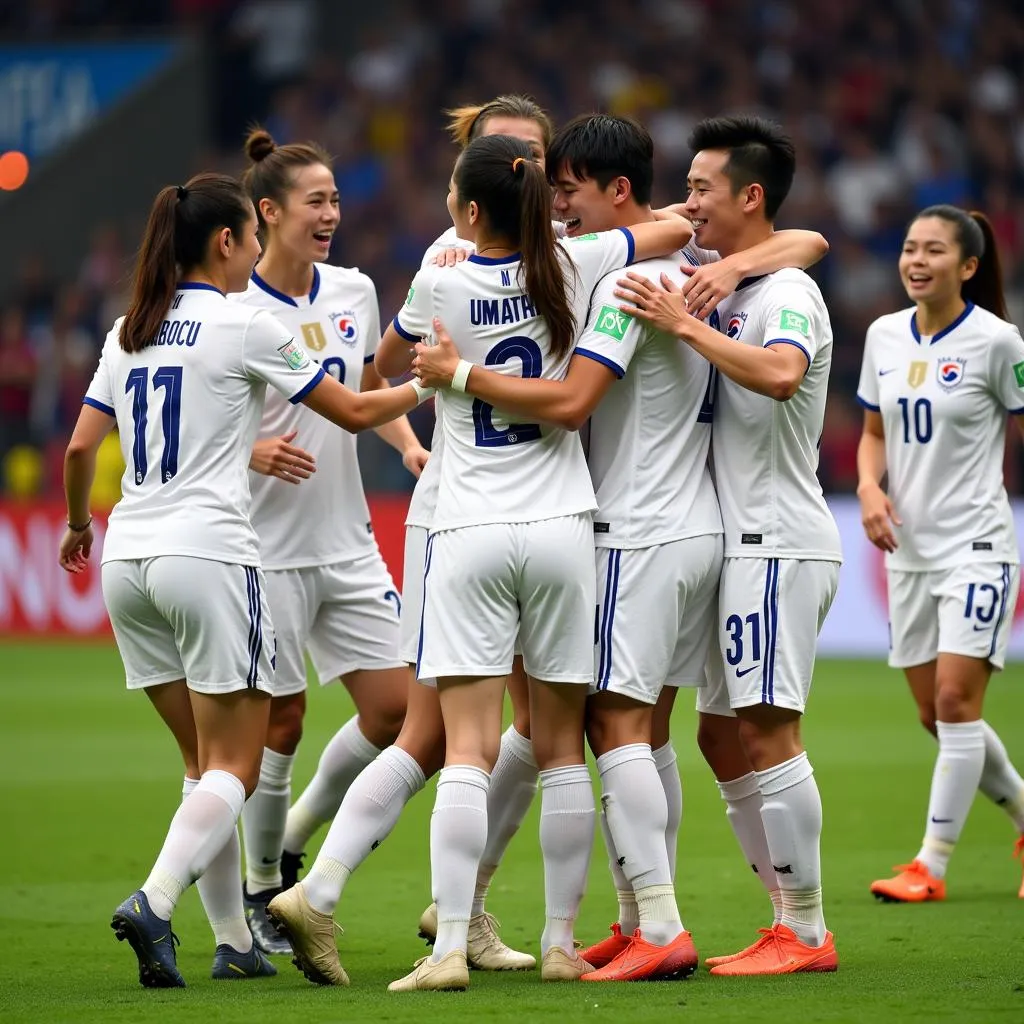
[0,42,179,160]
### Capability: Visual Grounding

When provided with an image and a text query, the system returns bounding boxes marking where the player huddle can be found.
[58,94,1024,993]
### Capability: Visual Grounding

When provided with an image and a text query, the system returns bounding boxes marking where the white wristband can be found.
[451,359,473,393]
[408,379,435,404]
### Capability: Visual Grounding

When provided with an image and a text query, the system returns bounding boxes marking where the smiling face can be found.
[261,162,340,264]
[549,163,625,237]
[899,215,977,307]
[683,149,752,252]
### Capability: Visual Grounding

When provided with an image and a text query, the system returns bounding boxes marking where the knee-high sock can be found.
[241,747,293,892]
[653,742,682,881]
[302,746,425,915]
[142,769,245,921]
[283,717,381,854]
[978,721,1024,831]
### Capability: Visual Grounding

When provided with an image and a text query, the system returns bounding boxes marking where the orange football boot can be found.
[1014,837,1024,898]
[709,924,837,976]
[704,927,776,968]
[870,860,946,903]
[581,929,698,982]
[579,923,631,969]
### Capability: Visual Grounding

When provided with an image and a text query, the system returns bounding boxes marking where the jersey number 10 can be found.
[125,366,183,484]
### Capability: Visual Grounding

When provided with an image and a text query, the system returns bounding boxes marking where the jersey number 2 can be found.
[472,336,543,447]
[125,366,183,484]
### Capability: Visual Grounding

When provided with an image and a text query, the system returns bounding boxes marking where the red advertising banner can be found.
[0,497,411,637]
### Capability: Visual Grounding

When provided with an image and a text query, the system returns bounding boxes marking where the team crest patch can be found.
[936,357,966,391]
[593,305,632,341]
[908,361,928,388]
[277,338,310,371]
[726,312,747,338]
[329,312,359,346]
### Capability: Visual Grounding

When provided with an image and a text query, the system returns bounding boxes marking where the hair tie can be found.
[175,185,188,201]
[512,157,525,175]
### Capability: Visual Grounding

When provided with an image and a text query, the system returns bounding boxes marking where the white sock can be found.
[283,718,381,854]
[241,747,294,893]
[431,765,489,961]
[183,777,252,951]
[978,721,1024,831]
[917,720,986,878]
[143,769,245,921]
[302,746,426,915]
[652,742,682,882]
[718,772,782,924]
[474,726,538,916]
[539,764,595,957]
[756,753,826,947]
[598,806,638,934]
[597,744,681,944]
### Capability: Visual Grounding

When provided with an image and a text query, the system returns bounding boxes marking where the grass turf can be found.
[1,642,1023,1023]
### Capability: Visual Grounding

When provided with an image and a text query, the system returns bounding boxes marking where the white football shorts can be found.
[400,525,429,665]
[592,534,723,704]
[887,562,1019,671]
[697,557,839,716]
[417,514,595,684]
[102,556,275,695]
[263,549,404,695]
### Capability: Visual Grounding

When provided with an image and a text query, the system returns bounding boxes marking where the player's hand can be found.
[679,259,742,322]
[59,524,94,573]
[402,443,430,479]
[249,430,316,484]
[615,272,691,337]
[432,247,471,268]
[412,319,462,388]
[858,482,901,552]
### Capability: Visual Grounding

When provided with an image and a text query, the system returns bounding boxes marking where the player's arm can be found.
[615,272,806,400]
[681,230,829,321]
[60,403,116,572]
[627,214,694,262]
[249,431,317,484]
[856,409,901,553]
[361,359,429,478]
[1016,415,1024,442]
[300,372,432,432]
[375,321,417,378]
[412,318,616,431]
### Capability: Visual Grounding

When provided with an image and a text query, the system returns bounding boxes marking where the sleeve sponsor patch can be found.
[593,305,633,341]
[779,309,810,337]
[405,285,415,306]
[568,232,599,241]
[1013,360,1024,388]
[277,338,310,371]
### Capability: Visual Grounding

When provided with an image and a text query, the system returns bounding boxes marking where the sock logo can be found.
[617,856,626,867]
[371,840,381,850]
[930,816,954,824]
[773,864,794,874]
[751,864,759,874]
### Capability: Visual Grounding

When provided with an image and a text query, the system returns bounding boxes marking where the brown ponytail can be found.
[444,94,553,150]
[455,134,576,358]
[913,204,1010,321]
[120,172,250,353]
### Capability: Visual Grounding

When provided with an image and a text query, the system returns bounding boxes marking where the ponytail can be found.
[455,134,576,360]
[120,186,182,354]
[515,157,576,358]
[444,94,553,150]
[913,204,1010,321]
[120,172,251,353]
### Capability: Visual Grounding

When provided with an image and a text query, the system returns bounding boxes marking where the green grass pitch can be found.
[2,642,1023,1023]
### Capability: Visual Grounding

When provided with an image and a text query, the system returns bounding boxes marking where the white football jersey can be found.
[576,251,722,548]
[234,265,380,569]
[393,228,638,530]
[711,268,842,561]
[84,283,323,565]
[857,302,1024,569]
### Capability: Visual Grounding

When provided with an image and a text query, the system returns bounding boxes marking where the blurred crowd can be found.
[3,0,1024,498]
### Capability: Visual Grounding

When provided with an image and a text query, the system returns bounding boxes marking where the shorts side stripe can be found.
[767,558,780,703]
[244,566,257,687]
[762,558,779,704]
[990,563,1011,658]
[415,534,436,679]
[597,551,616,688]
[245,566,263,688]
[600,550,623,690]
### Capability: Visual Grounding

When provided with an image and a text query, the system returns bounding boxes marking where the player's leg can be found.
[710,558,839,977]
[651,686,682,882]
[519,514,598,982]
[239,566,312,952]
[282,556,407,870]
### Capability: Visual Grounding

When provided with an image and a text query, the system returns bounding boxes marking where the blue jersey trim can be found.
[1008,405,1024,415]
[288,366,325,404]
[363,353,375,364]
[575,347,625,379]
[616,226,635,266]
[467,252,521,265]
[177,281,224,296]
[735,274,767,291]
[765,337,811,370]
[309,265,321,303]
[83,396,115,417]
[856,394,881,412]
[911,301,975,344]
[392,316,420,343]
